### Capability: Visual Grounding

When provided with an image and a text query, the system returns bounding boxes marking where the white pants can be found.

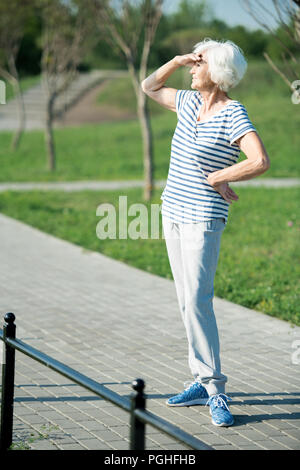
[162,215,227,396]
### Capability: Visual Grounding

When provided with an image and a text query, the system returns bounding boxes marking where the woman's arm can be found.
[207,131,270,186]
[141,53,201,112]
[206,131,270,204]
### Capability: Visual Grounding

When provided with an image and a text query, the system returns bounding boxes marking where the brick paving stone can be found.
[74,420,107,431]
[212,444,240,450]
[280,428,300,440]
[78,438,116,450]
[233,428,270,441]
[160,443,190,450]
[20,414,49,425]
[89,429,127,441]
[145,434,181,447]
[62,428,96,440]
[267,435,300,450]
[1,212,300,451]
[264,419,299,431]
[13,405,37,416]
[57,411,94,422]
[238,443,268,450]
[254,440,291,450]
[35,410,68,421]
[218,434,254,448]
[29,440,60,450]
[57,442,88,450]
[194,433,232,446]
[110,440,130,450]
[50,435,78,445]
[247,422,287,436]
[96,416,129,427]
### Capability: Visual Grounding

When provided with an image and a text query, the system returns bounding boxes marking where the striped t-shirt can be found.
[160,89,257,225]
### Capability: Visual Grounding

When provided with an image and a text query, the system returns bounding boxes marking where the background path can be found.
[0,212,299,450]
[0,178,299,192]
[0,70,129,131]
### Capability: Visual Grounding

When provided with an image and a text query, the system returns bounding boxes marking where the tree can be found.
[169,0,208,31]
[88,0,163,201]
[36,0,93,171]
[242,0,300,100]
[0,0,32,150]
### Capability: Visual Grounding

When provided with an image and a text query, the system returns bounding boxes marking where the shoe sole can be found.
[209,408,234,427]
[211,418,234,427]
[166,398,208,407]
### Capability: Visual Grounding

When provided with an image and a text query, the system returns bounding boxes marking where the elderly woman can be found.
[141,38,270,427]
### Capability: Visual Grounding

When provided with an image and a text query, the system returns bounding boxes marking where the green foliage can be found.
[265,25,300,61]
[0,187,298,325]
[0,60,299,182]
[168,0,207,31]
[0,1,42,76]
[160,24,271,60]
[17,6,42,75]
[226,26,269,58]
[1,0,299,75]
[161,27,222,55]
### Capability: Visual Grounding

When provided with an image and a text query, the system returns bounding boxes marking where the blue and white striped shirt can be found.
[160,89,257,225]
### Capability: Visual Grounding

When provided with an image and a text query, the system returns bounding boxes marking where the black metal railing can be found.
[0,313,212,451]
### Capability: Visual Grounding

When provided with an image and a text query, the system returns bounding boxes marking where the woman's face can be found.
[190,50,213,91]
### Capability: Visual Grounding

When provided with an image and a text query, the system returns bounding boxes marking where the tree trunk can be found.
[127,60,154,201]
[137,88,154,201]
[11,76,25,151]
[295,5,300,42]
[45,93,56,171]
[6,54,26,151]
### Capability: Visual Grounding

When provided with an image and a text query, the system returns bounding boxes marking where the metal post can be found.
[130,378,146,450]
[0,313,16,451]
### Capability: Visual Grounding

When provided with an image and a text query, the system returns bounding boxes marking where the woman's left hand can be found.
[207,174,239,204]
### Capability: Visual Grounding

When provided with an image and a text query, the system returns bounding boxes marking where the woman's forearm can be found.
[208,158,269,185]
[141,57,180,92]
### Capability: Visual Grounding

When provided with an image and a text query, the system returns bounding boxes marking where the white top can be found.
[161,89,257,225]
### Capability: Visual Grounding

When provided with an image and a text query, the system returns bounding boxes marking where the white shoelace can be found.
[206,393,232,410]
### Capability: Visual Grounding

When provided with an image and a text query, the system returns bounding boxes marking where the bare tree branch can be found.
[263,51,294,89]
[242,0,300,96]
[0,0,32,149]
[87,0,163,200]
[37,0,93,170]
[242,0,299,61]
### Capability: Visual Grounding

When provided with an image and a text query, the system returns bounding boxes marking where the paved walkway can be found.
[0,178,299,193]
[0,70,128,131]
[0,212,300,450]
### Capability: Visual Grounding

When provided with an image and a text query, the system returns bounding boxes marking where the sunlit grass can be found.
[0,186,299,325]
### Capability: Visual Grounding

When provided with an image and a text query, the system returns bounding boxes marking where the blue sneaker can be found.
[206,394,234,427]
[166,380,209,406]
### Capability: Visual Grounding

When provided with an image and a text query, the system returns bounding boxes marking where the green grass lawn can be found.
[0,61,299,327]
[0,61,299,182]
[0,186,299,326]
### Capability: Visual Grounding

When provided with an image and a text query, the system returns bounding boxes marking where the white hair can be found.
[193,38,248,92]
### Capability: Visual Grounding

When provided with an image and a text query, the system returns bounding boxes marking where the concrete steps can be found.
[0,69,128,131]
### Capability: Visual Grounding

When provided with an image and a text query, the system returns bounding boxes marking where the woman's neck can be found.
[198,88,230,111]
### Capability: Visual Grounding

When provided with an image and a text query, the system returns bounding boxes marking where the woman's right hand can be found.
[174,53,202,67]
[212,182,239,204]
